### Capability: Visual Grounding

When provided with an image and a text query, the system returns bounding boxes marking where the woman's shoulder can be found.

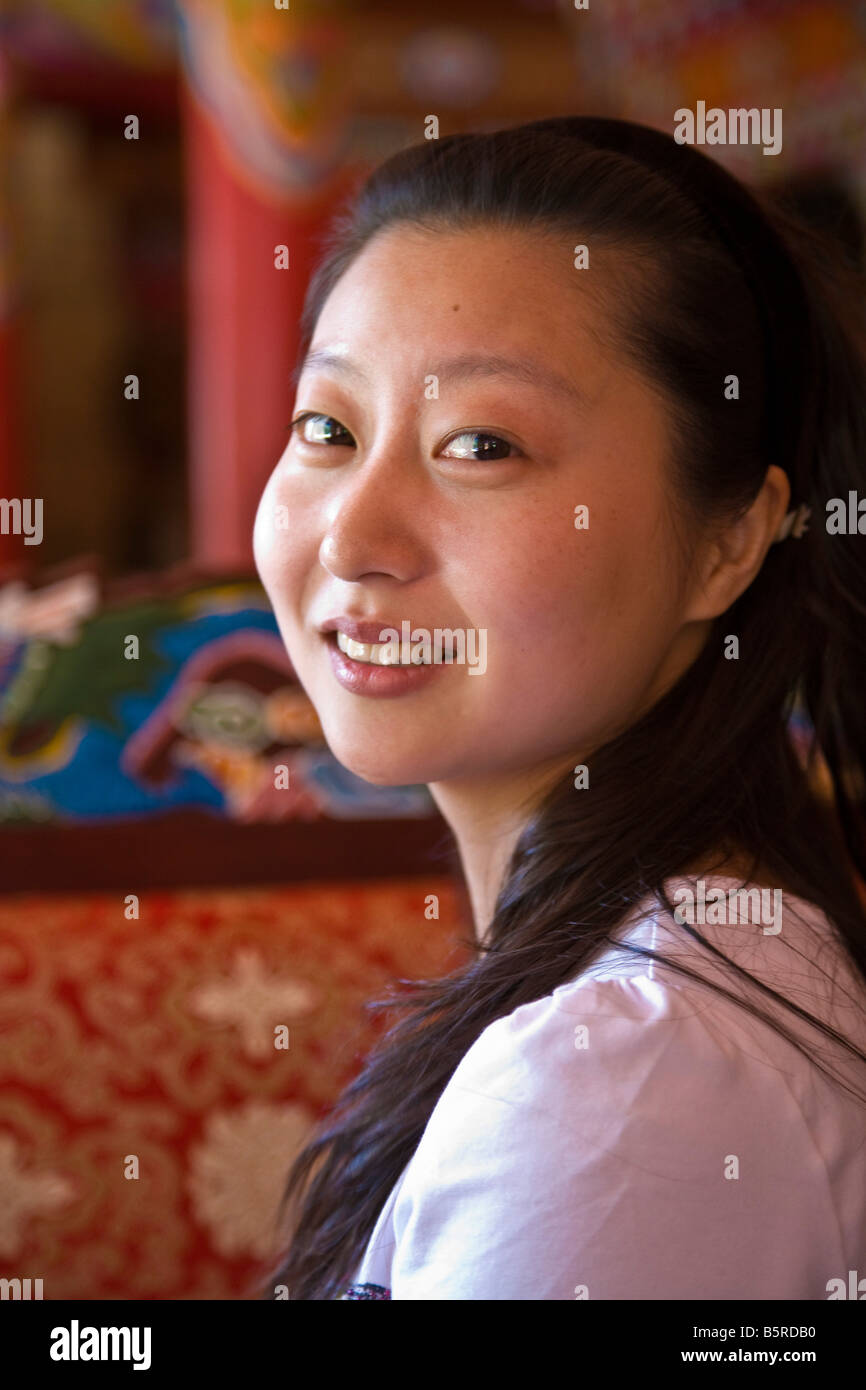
[385,876,866,1297]
[449,873,866,1113]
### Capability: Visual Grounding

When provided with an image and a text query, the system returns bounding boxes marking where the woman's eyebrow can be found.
[292,347,592,408]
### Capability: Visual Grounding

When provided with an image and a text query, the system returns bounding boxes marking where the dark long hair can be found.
[258,117,866,1300]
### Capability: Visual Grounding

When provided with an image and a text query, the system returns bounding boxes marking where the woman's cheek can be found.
[253,472,282,575]
[254,474,308,591]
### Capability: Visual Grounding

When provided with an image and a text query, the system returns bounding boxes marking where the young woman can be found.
[252,115,866,1300]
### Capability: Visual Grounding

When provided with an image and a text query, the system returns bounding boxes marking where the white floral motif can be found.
[0,1132,76,1258]
[186,949,318,1058]
[187,1100,315,1258]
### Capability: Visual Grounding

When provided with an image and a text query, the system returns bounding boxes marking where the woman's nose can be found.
[317,452,428,584]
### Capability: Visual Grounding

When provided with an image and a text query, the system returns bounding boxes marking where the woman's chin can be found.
[324,738,454,790]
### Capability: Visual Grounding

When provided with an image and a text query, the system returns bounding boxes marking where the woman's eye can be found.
[291,413,354,446]
[440,431,520,463]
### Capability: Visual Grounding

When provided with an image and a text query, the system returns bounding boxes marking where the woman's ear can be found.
[685,465,792,621]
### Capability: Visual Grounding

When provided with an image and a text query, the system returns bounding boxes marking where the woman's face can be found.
[254,223,710,789]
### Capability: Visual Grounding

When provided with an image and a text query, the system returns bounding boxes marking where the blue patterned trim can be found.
[338,1281,391,1300]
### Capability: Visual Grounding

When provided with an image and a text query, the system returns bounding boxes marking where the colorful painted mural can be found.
[176,0,356,199]
[0,567,433,824]
[570,0,866,202]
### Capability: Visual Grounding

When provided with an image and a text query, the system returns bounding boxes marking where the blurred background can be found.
[0,0,863,1300]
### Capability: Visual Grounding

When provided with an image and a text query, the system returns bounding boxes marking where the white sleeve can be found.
[388,972,845,1299]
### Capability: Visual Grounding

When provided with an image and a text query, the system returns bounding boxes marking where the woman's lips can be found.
[323,630,443,698]
[318,617,408,645]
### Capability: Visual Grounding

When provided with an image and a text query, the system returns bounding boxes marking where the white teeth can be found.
[336,630,406,665]
[335,630,453,665]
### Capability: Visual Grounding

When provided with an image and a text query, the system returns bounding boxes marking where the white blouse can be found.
[339,875,866,1300]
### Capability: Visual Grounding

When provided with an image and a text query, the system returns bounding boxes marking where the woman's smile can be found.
[324,629,445,697]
